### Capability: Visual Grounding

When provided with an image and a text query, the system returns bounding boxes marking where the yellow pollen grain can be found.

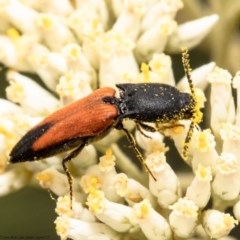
[198,132,208,149]
[173,125,184,134]
[41,16,54,29]
[141,63,150,82]
[87,190,104,214]
[223,214,238,227]
[196,165,212,181]
[55,217,68,240]
[36,172,52,187]
[80,174,101,193]
[140,204,149,218]
[99,148,115,170]
[92,19,100,29]
[105,148,112,160]
[7,28,20,40]
[89,175,101,188]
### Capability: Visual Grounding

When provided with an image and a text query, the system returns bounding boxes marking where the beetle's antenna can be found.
[181,48,202,159]
[120,125,157,181]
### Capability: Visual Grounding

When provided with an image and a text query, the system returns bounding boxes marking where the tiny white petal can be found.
[28,44,68,91]
[36,13,77,51]
[112,0,146,40]
[6,70,60,116]
[96,31,138,87]
[136,16,177,61]
[167,14,219,52]
[141,0,183,32]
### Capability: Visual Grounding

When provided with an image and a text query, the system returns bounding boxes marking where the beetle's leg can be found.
[116,123,156,181]
[156,122,184,132]
[62,141,87,209]
[136,122,156,138]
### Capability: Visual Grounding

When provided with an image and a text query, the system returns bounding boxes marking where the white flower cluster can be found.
[1,0,239,239]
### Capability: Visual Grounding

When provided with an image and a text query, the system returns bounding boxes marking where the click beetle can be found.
[9,49,201,206]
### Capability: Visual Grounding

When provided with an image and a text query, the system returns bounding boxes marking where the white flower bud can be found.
[191,129,218,173]
[212,152,240,201]
[208,67,235,135]
[167,14,219,52]
[202,210,238,238]
[114,173,156,207]
[169,198,199,238]
[96,31,138,88]
[186,165,212,208]
[147,152,181,208]
[3,0,39,38]
[86,190,134,232]
[36,167,69,196]
[28,44,67,91]
[178,62,216,91]
[233,200,240,221]
[133,199,172,240]
[36,13,77,51]
[55,216,118,240]
[136,16,177,61]
[112,0,146,40]
[6,70,60,116]
[220,123,240,160]
[141,0,183,32]
[233,71,240,125]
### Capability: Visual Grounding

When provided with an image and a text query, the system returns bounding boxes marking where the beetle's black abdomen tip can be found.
[9,142,36,163]
[9,123,53,163]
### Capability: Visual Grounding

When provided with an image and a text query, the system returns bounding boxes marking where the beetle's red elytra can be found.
[32,87,118,153]
[9,49,202,208]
